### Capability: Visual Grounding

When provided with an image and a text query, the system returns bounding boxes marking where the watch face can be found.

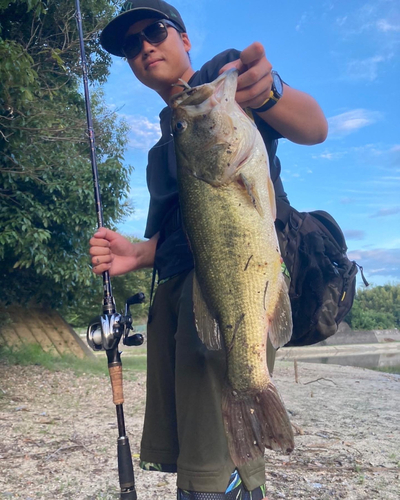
[272,71,283,96]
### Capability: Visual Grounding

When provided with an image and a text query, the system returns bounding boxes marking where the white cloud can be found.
[120,114,162,151]
[346,54,392,81]
[352,144,383,156]
[128,208,148,221]
[377,19,400,32]
[296,13,308,32]
[336,16,348,27]
[312,151,345,160]
[370,207,400,218]
[320,153,336,160]
[334,1,400,56]
[340,197,356,205]
[344,230,366,240]
[328,109,382,137]
[347,248,400,280]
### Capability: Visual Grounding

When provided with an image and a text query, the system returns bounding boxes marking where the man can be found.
[90,1,328,498]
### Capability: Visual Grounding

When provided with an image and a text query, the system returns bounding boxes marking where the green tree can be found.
[346,284,400,330]
[0,0,135,309]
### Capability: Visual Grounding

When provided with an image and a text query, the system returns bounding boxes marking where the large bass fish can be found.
[170,69,294,465]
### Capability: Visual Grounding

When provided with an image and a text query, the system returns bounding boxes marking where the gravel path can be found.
[0,361,399,499]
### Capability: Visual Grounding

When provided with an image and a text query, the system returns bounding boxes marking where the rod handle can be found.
[109,362,124,405]
[118,436,137,499]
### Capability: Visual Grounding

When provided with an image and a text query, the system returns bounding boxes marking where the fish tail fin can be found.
[222,382,294,466]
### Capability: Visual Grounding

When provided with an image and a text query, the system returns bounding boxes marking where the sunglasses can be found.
[122,19,182,60]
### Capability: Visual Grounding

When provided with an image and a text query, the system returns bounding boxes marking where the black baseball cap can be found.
[100,0,186,57]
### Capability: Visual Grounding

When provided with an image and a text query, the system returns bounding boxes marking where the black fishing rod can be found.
[75,1,144,498]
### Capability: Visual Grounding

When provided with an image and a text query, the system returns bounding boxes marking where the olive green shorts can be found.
[140,269,276,493]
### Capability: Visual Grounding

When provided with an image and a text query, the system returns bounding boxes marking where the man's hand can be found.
[89,228,158,276]
[219,42,328,145]
[219,42,273,109]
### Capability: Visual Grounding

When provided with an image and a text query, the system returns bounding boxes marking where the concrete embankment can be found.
[277,341,400,360]
[318,325,400,345]
[276,324,400,370]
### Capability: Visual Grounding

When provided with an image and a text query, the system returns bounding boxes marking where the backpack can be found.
[275,199,368,347]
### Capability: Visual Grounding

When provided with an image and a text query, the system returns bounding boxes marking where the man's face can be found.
[125,18,193,99]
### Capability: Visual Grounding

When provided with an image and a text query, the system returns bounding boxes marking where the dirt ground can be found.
[0,360,399,500]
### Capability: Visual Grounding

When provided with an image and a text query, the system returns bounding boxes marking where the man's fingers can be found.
[239,41,265,66]
[219,43,266,79]
[236,59,272,91]
[92,262,112,275]
[90,227,118,275]
[91,253,113,275]
[91,254,112,266]
[218,58,245,76]
[89,237,110,249]
[93,227,118,242]
[93,227,107,238]
[89,246,111,257]
[236,74,273,108]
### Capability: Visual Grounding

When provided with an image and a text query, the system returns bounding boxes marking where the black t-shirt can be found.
[144,49,289,280]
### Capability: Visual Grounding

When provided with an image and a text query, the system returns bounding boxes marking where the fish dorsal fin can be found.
[193,273,222,350]
[269,273,293,348]
[267,176,277,221]
[239,173,263,217]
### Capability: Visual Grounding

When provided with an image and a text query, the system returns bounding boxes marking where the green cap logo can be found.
[121,2,134,13]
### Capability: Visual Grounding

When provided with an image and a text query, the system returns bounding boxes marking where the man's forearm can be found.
[133,232,159,270]
[256,84,328,145]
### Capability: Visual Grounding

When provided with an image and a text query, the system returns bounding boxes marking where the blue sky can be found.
[101,0,400,287]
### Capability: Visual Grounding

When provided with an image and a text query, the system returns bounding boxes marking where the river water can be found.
[299,350,400,374]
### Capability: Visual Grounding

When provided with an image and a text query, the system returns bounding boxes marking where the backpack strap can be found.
[310,210,348,253]
[275,198,304,284]
[275,197,293,228]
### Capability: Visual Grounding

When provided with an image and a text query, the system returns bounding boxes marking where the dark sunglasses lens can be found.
[144,21,168,43]
[122,22,169,59]
[122,35,141,59]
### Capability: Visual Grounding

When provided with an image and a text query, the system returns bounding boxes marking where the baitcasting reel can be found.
[87,292,145,352]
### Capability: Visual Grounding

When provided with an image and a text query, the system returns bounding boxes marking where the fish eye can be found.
[174,120,187,134]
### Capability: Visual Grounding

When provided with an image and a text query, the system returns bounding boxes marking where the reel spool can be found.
[87,292,145,351]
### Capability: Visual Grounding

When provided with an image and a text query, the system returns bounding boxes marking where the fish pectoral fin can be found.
[239,173,263,217]
[267,176,277,220]
[193,273,222,350]
[222,383,294,467]
[269,273,293,349]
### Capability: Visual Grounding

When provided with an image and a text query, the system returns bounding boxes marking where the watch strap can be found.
[251,91,278,113]
[251,70,283,113]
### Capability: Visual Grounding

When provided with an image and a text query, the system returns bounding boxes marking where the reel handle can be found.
[126,292,145,307]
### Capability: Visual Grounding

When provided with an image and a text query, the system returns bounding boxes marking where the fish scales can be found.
[171,69,294,465]
[180,172,279,391]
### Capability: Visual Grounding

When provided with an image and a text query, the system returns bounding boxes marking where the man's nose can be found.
[141,38,155,55]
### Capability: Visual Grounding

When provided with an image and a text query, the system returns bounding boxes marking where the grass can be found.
[0,343,146,377]
[371,366,400,375]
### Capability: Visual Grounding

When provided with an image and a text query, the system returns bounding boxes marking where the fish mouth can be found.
[170,68,239,109]
[171,68,257,187]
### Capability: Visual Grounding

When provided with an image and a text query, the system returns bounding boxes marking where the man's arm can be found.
[219,42,328,146]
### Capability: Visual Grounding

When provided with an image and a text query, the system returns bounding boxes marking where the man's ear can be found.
[181,33,191,52]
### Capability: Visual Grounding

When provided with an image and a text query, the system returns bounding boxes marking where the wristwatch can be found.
[251,70,283,113]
